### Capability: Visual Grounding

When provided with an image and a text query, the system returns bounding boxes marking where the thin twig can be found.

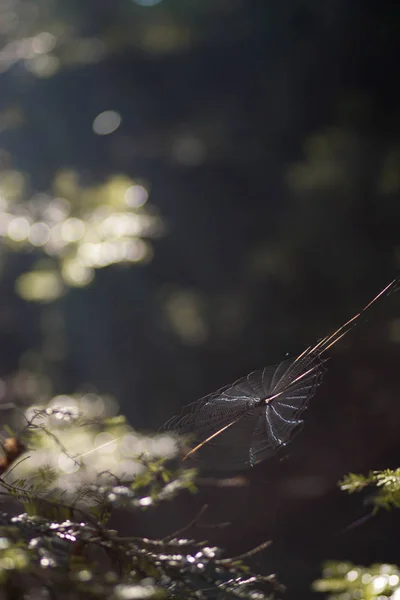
[162,503,208,542]
[216,540,272,565]
[3,454,31,477]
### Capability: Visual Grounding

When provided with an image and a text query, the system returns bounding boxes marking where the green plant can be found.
[314,468,400,599]
[0,403,279,599]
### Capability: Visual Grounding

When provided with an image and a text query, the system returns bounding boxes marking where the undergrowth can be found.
[0,403,279,600]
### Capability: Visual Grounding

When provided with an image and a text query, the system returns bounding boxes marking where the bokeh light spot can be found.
[16,271,64,302]
[152,434,179,458]
[62,260,94,287]
[119,434,138,458]
[7,216,30,241]
[29,222,50,246]
[124,184,149,208]
[31,32,56,54]
[58,452,79,474]
[44,198,71,222]
[94,432,117,454]
[26,54,60,77]
[61,217,86,242]
[80,394,105,418]
[92,111,122,135]
[125,239,148,262]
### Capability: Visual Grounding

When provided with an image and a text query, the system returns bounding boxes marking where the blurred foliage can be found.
[0,401,279,600]
[340,469,400,511]
[0,169,161,302]
[313,469,400,598]
[0,0,249,75]
[314,561,400,600]
[2,389,178,492]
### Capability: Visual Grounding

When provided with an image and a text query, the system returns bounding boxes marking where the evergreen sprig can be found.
[340,468,400,510]
[314,468,400,598]
[0,412,279,600]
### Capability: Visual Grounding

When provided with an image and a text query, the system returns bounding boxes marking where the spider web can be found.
[163,278,399,470]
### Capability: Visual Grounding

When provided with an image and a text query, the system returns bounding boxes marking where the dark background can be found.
[1,1,400,597]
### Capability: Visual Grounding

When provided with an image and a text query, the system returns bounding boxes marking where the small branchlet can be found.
[0,408,278,599]
[340,468,400,511]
